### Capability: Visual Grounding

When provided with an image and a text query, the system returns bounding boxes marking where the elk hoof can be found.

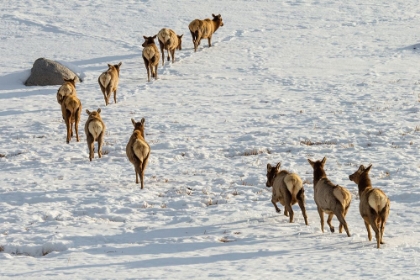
[275,208,281,213]
[330,227,335,233]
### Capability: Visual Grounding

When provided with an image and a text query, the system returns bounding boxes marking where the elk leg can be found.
[364,219,372,241]
[284,192,294,223]
[335,211,351,237]
[317,207,325,233]
[171,49,175,63]
[140,166,145,189]
[99,83,107,106]
[113,90,117,104]
[159,40,165,66]
[195,32,202,52]
[271,196,281,213]
[154,64,158,80]
[327,213,335,233]
[368,215,381,248]
[66,110,71,143]
[297,199,308,225]
[75,110,80,142]
[97,135,103,159]
[190,31,195,47]
[143,56,150,82]
[285,204,294,223]
[208,35,212,47]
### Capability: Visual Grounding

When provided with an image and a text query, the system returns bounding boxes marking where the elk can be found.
[188,14,224,52]
[349,164,390,248]
[157,28,183,66]
[142,35,160,82]
[84,108,106,161]
[266,162,308,225]
[56,77,77,105]
[61,94,81,144]
[126,118,150,189]
[308,157,352,236]
[98,62,122,106]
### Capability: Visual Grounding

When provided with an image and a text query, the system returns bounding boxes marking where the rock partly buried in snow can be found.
[25,58,81,86]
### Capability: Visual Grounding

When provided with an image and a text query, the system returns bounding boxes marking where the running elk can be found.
[84,108,106,161]
[98,62,122,106]
[61,94,81,144]
[266,162,309,225]
[308,157,352,236]
[142,35,160,82]
[126,118,150,189]
[349,164,390,248]
[157,28,183,66]
[57,77,77,105]
[188,14,224,52]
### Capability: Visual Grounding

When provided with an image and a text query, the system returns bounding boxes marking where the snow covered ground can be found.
[1,0,420,278]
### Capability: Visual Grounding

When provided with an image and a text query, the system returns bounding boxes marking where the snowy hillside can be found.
[1,0,420,278]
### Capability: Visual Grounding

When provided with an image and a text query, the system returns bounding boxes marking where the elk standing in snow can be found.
[266,162,309,225]
[61,94,81,144]
[84,108,106,161]
[142,35,160,82]
[98,62,122,106]
[157,28,183,66]
[349,164,390,248]
[308,157,352,236]
[188,14,224,52]
[126,118,150,189]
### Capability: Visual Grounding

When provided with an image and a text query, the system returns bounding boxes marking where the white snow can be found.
[1,0,420,278]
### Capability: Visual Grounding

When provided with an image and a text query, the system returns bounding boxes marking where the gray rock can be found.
[25,58,81,86]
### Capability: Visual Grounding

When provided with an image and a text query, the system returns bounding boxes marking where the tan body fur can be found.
[61,94,81,144]
[84,108,106,161]
[126,118,150,189]
[349,165,390,248]
[57,77,77,105]
[98,62,122,106]
[308,157,351,237]
[142,36,160,82]
[157,28,183,66]
[266,163,308,225]
[188,14,224,52]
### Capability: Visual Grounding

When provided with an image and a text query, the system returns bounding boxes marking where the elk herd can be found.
[55,13,390,248]
[267,157,390,248]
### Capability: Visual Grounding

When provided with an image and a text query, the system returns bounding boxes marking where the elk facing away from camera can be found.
[308,157,351,237]
[266,162,308,225]
[126,118,150,189]
[84,108,106,161]
[98,62,122,106]
[349,164,390,248]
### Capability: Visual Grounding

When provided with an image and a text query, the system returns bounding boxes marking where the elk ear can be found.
[179,34,183,38]
[212,13,216,17]
[118,62,122,67]
[86,109,91,115]
[321,157,327,165]
[358,165,365,172]
[131,118,136,126]
[365,164,372,173]
[307,159,315,167]
[152,35,157,39]
[143,36,148,40]
[267,163,272,171]
[275,162,281,171]
[97,108,101,114]
[108,64,112,68]
[140,118,145,125]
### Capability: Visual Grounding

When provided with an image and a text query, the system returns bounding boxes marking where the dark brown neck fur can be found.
[313,167,327,187]
[358,172,372,196]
